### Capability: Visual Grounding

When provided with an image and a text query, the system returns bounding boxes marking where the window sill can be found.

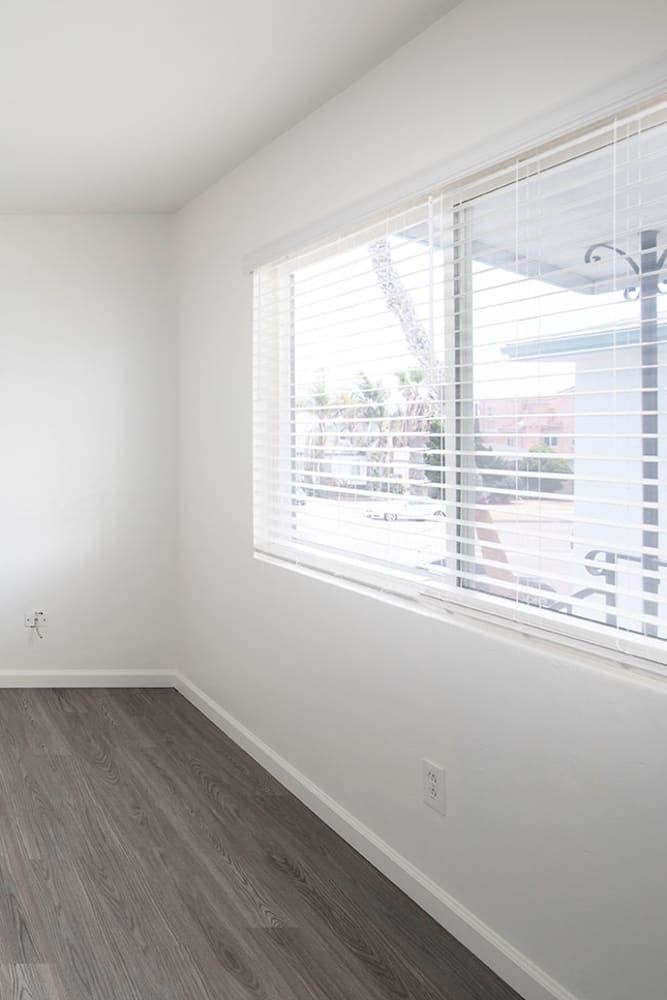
[255,550,667,688]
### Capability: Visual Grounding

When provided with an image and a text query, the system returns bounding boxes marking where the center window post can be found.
[275,261,296,557]
[442,200,459,585]
[453,204,477,593]
[289,270,297,518]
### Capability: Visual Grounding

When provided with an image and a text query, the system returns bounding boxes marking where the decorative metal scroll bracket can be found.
[584,241,667,299]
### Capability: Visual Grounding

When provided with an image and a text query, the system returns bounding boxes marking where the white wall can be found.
[176,3,667,1000]
[0,215,176,680]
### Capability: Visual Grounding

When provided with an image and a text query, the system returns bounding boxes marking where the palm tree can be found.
[350,374,393,492]
[369,239,444,391]
[395,369,436,493]
[369,239,445,496]
[300,371,340,493]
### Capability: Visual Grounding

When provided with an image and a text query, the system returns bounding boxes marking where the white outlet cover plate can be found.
[422,758,446,815]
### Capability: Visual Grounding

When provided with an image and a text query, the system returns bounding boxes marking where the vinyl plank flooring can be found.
[0,866,44,964]
[63,690,156,750]
[324,843,522,1000]
[0,690,71,757]
[0,964,60,1000]
[132,753,298,928]
[0,756,81,863]
[247,927,365,1000]
[0,689,524,1000]
[133,732,469,999]
[129,747,441,1000]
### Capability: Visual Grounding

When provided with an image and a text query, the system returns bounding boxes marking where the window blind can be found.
[254,94,667,667]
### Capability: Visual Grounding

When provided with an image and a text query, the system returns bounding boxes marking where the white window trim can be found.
[252,60,667,682]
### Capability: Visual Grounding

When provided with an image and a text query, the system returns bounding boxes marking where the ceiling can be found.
[0,0,459,213]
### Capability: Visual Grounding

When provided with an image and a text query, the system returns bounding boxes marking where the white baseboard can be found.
[0,669,175,688]
[174,672,578,1000]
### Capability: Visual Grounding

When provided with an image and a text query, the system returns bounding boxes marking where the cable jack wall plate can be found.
[25,611,48,629]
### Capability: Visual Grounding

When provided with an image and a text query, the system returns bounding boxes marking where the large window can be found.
[254,95,667,667]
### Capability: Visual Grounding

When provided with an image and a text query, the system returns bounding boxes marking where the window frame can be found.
[253,83,667,678]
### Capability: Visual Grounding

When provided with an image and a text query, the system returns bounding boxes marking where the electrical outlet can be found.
[24,611,48,629]
[422,759,446,815]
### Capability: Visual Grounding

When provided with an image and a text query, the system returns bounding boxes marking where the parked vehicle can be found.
[364,499,446,521]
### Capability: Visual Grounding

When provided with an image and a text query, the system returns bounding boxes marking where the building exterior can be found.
[504,325,667,638]
[476,390,575,454]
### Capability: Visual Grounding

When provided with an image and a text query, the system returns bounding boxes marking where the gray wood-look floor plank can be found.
[0,964,60,1000]
[0,689,525,1000]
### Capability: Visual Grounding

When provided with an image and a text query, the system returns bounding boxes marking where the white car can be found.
[364,499,447,522]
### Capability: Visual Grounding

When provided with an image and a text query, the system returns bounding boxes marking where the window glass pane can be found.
[464,122,667,640]
[288,213,452,581]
